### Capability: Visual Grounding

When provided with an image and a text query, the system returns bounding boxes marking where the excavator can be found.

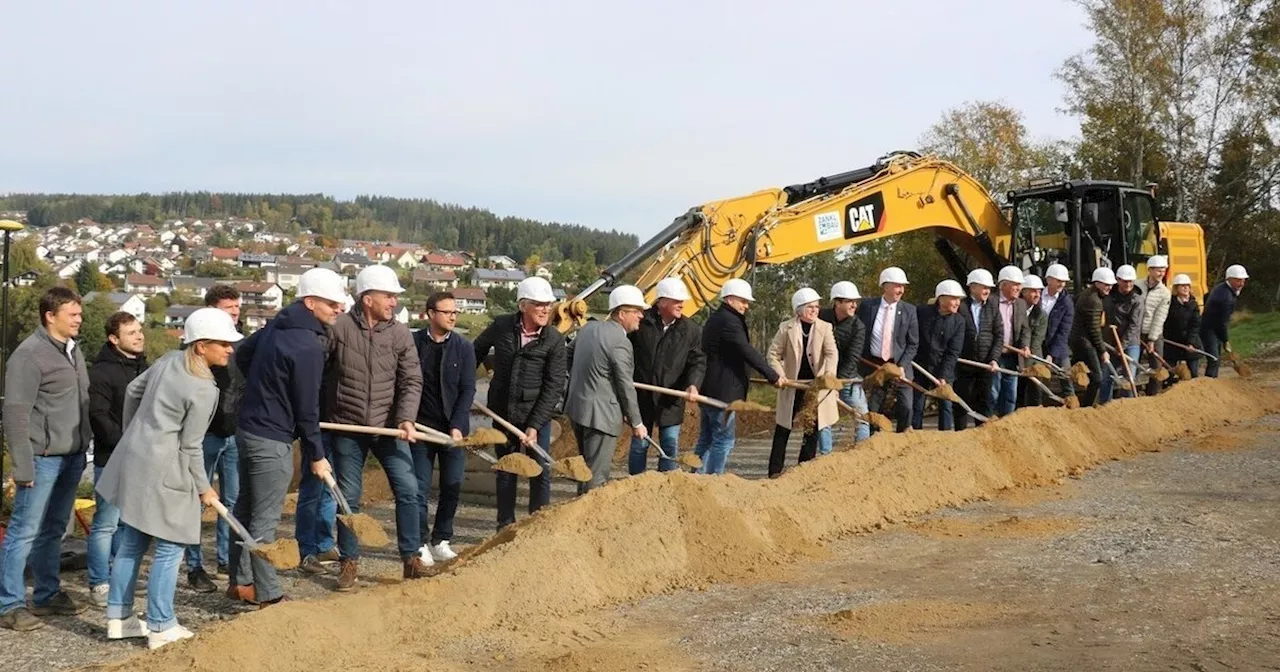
[552,150,1207,333]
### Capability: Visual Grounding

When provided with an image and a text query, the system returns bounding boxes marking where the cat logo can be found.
[844,192,886,239]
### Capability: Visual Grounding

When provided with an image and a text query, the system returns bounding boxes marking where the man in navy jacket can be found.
[1041,264,1075,400]
[411,292,476,564]
[1200,265,1248,378]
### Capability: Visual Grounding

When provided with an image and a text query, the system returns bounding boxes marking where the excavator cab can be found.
[1008,180,1163,294]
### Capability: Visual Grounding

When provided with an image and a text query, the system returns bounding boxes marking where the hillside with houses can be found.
[1,213,602,336]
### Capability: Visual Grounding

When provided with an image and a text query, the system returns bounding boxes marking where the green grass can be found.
[1230,310,1280,358]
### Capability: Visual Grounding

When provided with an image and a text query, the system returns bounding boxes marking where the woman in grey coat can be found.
[95,307,242,650]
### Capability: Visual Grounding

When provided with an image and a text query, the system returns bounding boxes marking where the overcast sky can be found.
[2,0,1092,240]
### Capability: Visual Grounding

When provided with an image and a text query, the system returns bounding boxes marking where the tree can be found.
[918,101,1072,199]
[74,262,103,296]
[143,326,180,362]
[144,295,170,327]
[196,261,238,278]
[77,293,120,364]
[7,237,51,278]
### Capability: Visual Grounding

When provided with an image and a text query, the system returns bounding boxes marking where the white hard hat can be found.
[1147,255,1168,268]
[791,287,821,311]
[1116,264,1138,281]
[183,307,244,345]
[720,278,755,302]
[998,265,1025,285]
[298,268,350,304]
[1091,267,1117,285]
[1045,263,1070,282]
[879,266,909,285]
[516,277,556,302]
[655,277,691,302]
[1021,274,1045,291]
[934,279,965,299]
[830,280,861,301]
[355,264,405,296]
[608,284,649,312]
[1171,273,1192,286]
[966,269,995,288]
[1225,264,1249,279]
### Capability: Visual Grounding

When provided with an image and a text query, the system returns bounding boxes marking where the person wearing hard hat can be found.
[473,276,567,528]
[911,280,966,430]
[1069,267,1117,406]
[228,267,347,607]
[1016,275,1049,408]
[95,308,242,649]
[855,267,918,433]
[1041,264,1075,400]
[765,288,839,478]
[1200,264,1248,377]
[697,279,783,474]
[1140,256,1171,395]
[409,291,477,565]
[955,268,1002,429]
[321,264,429,591]
[626,278,705,474]
[564,285,648,493]
[819,281,870,444]
[1100,264,1145,401]
[1163,273,1204,381]
[991,266,1032,416]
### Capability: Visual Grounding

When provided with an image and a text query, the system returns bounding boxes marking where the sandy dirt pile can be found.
[338,512,390,548]
[820,599,1011,643]
[908,514,1081,540]
[255,539,300,570]
[110,378,1279,671]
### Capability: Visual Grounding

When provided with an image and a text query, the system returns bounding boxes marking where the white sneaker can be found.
[147,624,195,650]
[429,541,457,562]
[90,584,110,608]
[416,544,436,566]
[107,615,146,640]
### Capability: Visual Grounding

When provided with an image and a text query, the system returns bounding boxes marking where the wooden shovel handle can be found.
[957,357,1020,376]
[319,421,448,445]
[633,381,729,409]
[1109,326,1139,390]
[472,402,557,464]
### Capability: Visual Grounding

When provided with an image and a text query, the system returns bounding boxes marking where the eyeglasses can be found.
[430,309,460,317]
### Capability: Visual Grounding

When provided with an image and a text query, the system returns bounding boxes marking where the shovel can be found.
[319,472,391,548]
[641,434,702,470]
[414,422,543,477]
[636,381,772,417]
[210,500,299,570]
[1223,345,1252,378]
[473,402,592,483]
[1109,327,1141,394]
[1164,339,1218,361]
[857,357,906,388]
[910,362,987,423]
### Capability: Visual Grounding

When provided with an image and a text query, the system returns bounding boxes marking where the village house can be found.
[210,247,240,263]
[473,268,526,291]
[169,275,220,296]
[125,273,169,296]
[55,259,84,280]
[486,255,519,270]
[452,287,488,314]
[82,292,147,324]
[412,268,458,289]
[235,281,284,311]
[239,252,276,268]
[421,252,468,273]
[268,263,310,291]
[164,305,200,328]
[330,253,372,274]
[241,307,278,333]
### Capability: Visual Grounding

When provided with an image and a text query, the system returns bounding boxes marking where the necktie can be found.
[881,303,894,361]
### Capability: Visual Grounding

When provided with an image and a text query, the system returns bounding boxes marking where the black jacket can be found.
[628,308,706,427]
[1164,296,1203,358]
[1069,287,1108,354]
[87,344,148,468]
[236,300,328,461]
[1200,282,1237,344]
[473,313,567,430]
[1104,287,1144,347]
[207,361,245,439]
[700,303,778,403]
[917,305,965,382]
[413,329,477,434]
[960,295,1004,365]
[818,306,866,379]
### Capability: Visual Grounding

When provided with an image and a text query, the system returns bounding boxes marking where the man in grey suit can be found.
[992,266,1032,416]
[564,285,649,494]
[855,267,919,433]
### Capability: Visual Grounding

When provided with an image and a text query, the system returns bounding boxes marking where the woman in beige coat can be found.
[767,288,839,478]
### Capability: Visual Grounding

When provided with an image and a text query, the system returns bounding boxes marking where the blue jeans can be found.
[495,423,552,529]
[106,523,183,632]
[412,444,465,544]
[1201,330,1222,378]
[1100,345,1141,401]
[628,424,682,474]
[88,465,123,587]
[839,384,871,445]
[331,433,421,560]
[990,354,1021,416]
[185,434,239,571]
[0,452,86,614]
[294,433,336,558]
[911,390,955,430]
[695,406,736,475]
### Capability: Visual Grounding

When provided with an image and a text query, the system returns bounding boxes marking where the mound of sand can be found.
[115,378,1279,671]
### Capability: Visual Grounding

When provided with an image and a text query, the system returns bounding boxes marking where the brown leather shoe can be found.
[258,595,290,609]
[402,556,430,580]
[336,559,358,592]
[225,584,257,604]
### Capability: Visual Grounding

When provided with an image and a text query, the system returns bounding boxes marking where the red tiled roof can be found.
[126,273,166,286]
